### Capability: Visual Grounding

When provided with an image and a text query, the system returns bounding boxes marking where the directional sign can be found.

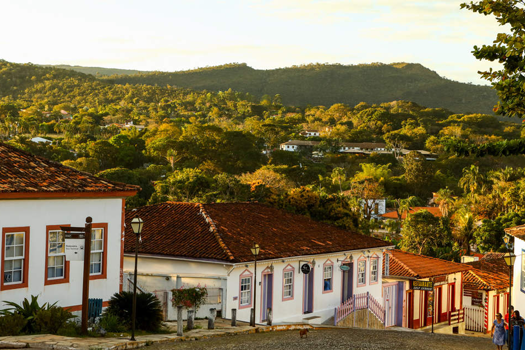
[301,263,311,274]
[412,280,433,291]
[65,238,85,261]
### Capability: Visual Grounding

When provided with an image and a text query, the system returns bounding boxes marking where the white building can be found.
[31,137,52,144]
[299,130,320,137]
[123,202,393,324]
[504,225,525,312]
[0,142,138,310]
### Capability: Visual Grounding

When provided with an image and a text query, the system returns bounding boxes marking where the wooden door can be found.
[407,291,414,328]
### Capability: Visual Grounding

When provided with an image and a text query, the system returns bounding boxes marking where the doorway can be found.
[341,263,353,303]
[384,284,397,327]
[261,272,273,321]
[303,268,314,314]
[407,291,414,328]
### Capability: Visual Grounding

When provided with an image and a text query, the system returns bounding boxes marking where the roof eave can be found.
[0,190,139,199]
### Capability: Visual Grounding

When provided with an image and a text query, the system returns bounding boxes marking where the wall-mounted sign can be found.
[301,263,311,275]
[65,238,85,261]
[433,275,448,286]
[412,280,434,291]
[340,265,350,271]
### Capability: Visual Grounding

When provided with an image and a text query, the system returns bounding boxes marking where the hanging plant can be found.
[171,286,208,311]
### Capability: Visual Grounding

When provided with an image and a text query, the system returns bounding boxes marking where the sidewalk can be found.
[0,319,315,350]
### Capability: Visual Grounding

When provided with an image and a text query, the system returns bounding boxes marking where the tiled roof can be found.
[505,224,525,241]
[125,202,392,263]
[0,142,139,197]
[463,256,510,290]
[343,142,387,149]
[281,140,320,146]
[381,207,443,220]
[383,249,471,279]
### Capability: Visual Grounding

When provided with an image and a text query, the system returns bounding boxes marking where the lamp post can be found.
[130,217,144,341]
[503,235,516,350]
[250,243,260,327]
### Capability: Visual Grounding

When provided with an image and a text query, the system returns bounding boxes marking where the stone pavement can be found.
[0,319,315,350]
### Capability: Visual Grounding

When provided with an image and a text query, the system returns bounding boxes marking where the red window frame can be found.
[1,226,30,291]
[45,224,70,286]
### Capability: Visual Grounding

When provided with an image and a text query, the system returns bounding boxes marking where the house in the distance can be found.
[299,130,320,137]
[0,142,138,310]
[124,202,393,325]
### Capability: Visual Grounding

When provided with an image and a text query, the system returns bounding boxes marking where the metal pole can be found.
[131,232,139,341]
[252,254,257,327]
[81,217,92,335]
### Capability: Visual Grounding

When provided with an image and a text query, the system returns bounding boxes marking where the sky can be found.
[0,0,506,84]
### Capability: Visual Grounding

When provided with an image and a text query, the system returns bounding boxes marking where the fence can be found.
[465,307,485,333]
[448,308,465,325]
[334,292,385,325]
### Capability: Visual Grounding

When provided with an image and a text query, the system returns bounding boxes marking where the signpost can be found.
[61,217,92,335]
[412,280,435,333]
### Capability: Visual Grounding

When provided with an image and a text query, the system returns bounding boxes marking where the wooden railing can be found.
[449,308,465,325]
[334,292,385,325]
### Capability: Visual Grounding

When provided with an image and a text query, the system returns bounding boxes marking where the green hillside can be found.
[100,62,497,115]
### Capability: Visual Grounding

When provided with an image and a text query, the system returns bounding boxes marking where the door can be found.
[407,291,414,328]
[261,273,273,321]
[384,285,397,327]
[341,263,353,303]
[435,287,442,323]
[493,294,500,321]
[425,291,433,326]
[396,282,405,327]
[449,283,456,312]
[303,268,314,314]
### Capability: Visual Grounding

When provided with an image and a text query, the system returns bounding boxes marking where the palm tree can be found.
[435,188,455,218]
[331,167,346,194]
[459,165,484,196]
[453,208,476,256]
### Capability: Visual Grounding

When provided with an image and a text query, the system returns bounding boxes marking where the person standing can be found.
[492,313,507,350]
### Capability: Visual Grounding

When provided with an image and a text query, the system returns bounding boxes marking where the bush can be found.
[34,306,75,334]
[1,295,49,334]
[105,292,163,332]
[99,314,126,333]
[56,321,81,337]
[0,314,26,336]
[171,287,208,311]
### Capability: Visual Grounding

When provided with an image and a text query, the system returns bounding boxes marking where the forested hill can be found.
[44,64,147,76]
[98,62,497,115]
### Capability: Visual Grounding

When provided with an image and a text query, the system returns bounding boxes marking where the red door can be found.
[407,291,414,329]
[449,283,456,312]
[435,286,443,323]
[425,291,432,326]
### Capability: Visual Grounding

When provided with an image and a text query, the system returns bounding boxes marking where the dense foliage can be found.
[56,62,497,115]
[1,59,524,259]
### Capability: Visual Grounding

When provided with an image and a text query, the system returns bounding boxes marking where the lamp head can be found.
[504,252,516,267]
[503,235,510,245]
[251,243,260,256]
[131,217,144,235]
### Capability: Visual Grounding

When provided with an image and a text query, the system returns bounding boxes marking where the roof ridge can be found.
[393,249,470,269]
[388,250,420,278]
[466,269,491,289]
[198,203,235,261]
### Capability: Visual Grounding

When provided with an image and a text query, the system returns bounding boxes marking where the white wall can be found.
[513,238,525,310]
[225,249,385,325]
[123,255,231,320]
[0,198,123,309]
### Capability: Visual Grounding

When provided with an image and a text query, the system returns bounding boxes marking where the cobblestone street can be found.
[147,328,494,350]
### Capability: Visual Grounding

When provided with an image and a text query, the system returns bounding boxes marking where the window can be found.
[283,269,294,299]
[48,230,65,279]
[4,232,24,284]
[370,258,378,283]
[323,262,333,292]
[1,227,29,290]
[374,203,379,215]
[358,260,366,285]
[240,277,252,306]
[90,228,104,275]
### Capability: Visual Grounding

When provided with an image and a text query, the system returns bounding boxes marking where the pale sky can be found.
[0,0,505,84]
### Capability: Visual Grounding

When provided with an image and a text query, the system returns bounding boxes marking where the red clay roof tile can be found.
[0,142,139,195]
[383,249,471,279]
[125,202,392,263]
[381,207,443,220]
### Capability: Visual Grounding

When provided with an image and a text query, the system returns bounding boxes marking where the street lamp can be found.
[503,235,516,350]
[130,217,144,341]
[250,243,260,327]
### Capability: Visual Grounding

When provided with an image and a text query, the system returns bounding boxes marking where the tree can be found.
[452,207,476,256]
[435,187,455,218]
[331,167,347,194]
[461,0,525,117]
[399,210,447,256]
[402,151,433,197]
